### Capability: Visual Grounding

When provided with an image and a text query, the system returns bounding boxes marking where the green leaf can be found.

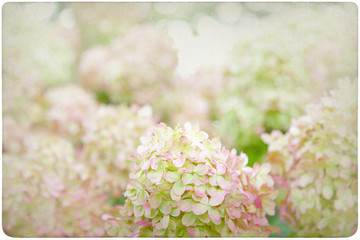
[96,91,112,104]
[268,209,294,237]
[106,195,127,206]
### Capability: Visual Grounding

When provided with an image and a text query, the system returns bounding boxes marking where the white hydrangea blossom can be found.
[79,24,178,105]
[262,79,357,237]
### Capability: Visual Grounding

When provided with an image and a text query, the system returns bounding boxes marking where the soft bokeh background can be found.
[2,2,357,237]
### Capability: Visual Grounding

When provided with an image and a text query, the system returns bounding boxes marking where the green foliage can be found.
[96,91,112,104]
[106,195,127,206]
[268,209,294,237]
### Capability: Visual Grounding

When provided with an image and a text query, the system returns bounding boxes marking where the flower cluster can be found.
[154,80,213,133]
[80,104,156,197]
[214,5,357,162]
[152,65,227,134]
[3,3,79,136]
[3,3,78,89]
[3,2,357,238]
[44,84,97,141]
[2,134,116,237]
[103,122,279,237]
[3,116,30,154]
[79,24,178,105]
[262,79,357,237]
[3,98,157,236]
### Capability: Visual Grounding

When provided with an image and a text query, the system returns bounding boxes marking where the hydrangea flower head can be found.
[103,122,279,237]
[79,24,177,105]
[3,3,78,88]
[44,84,97,140]
[214,5,357,163]
[3,3,79,138]
[154,66,226,133]
[154,83,212,133]
[81,104,156,197]
[2,134,115,237]
[262,79,357,237]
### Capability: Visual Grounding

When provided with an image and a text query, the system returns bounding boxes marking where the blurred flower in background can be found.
[80,104,156,198]
[262,79,357,237]
[3,3,79,113]
[3,134,116,237]
[79,24,178,106]
[44,84,98,142]
[2,2,357,238]
[213,3,357,165]
[3,3,80,157]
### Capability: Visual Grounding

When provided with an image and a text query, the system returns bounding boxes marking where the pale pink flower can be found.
[103,122,279,237]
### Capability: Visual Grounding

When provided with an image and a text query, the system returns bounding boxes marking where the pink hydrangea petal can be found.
[226,208,241,218]
[149,194,162,209]
[179,199,193,212]
[227,218,236,231]
[141,160,150,170]
[164,171,179,183]
[166,152,173,159]
[194,185,206,197]
[217,176,233,190]
[216,164,226,175]
[253,215,268,226]
[154,221,164,230]
[148,169,163,184]
[159,201,172,215]
[150,157,160,170]
[200,195,209,205]
[194,164,208,175]
[187,228,195,237]
[255,197,262,208]
[209,194,225,206]
[173,157,186,168]
[101,214,116,221]
[143,200,152,210]
[208,207,221,225]
[170,190,181,201]
[261,197,275,216]
[260,163,271,175]
[193,174,208,186]
[206,186,218,197]
[136,220,151,226]
[209,175,219,186]
[192,203,208,215]
[160,215,170,229]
